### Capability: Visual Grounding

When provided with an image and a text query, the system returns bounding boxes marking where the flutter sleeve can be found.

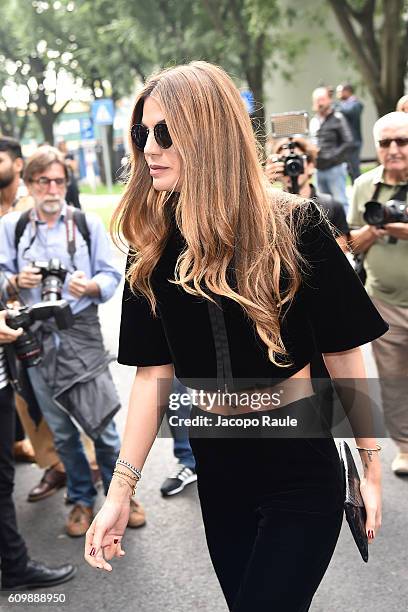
[298,202,388,353]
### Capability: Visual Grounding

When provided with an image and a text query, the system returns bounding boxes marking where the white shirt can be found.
[0,346,8,390]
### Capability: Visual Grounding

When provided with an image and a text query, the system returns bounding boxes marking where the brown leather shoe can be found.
[14,439,36,463]
[127,498,146,529]
[27,467,67,502]
[66,503,94,538]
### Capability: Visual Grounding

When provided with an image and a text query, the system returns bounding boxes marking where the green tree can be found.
[0,0,86,144]
[327,0,408,115]
[86,0,306,143]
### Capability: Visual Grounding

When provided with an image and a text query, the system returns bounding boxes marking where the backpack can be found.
[14,206,91,259]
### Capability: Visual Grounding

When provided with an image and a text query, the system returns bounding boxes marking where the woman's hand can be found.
[84,498,130,571]
[359,476,382,542]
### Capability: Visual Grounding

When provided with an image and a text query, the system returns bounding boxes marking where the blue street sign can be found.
[79,117,94,140]
[91,98,115,126]
[240,90,255,115]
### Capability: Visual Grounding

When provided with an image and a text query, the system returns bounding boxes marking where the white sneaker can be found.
[391,452,408,475]
[160,464,197,496]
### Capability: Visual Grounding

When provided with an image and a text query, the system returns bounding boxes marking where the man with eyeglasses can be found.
[0,146,146,536]
[348,111,408,476]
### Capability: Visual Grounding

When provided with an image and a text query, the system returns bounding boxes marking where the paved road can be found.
[4,243,408,612]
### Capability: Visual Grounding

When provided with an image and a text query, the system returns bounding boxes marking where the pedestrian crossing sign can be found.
[91,99,115,126]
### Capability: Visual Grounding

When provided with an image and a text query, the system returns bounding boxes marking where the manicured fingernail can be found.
[90,547,96,556]
[114,539,119,544]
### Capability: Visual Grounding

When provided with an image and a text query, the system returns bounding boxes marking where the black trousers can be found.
[189,398,344,612]
[0,385,29,578]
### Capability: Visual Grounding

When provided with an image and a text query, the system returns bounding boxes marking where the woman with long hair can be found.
[84,61,387,611]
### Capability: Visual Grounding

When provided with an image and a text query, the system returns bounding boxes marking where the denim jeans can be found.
[316,163,349,213]
[346,143,362,183]
[27,367,121,508]
[166,379,195,470]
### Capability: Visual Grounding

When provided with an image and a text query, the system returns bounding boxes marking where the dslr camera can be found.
[363,199,408,227]
[34,257,68,302]
[5,258,74,367]
[277,143,306,179]
[270,111,309,194]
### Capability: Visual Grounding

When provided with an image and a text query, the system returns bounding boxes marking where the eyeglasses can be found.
[30,177,66,187]
[378,137,408,148]
[131,122,172,151]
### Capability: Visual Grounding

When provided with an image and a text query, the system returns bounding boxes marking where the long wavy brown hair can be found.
[111,61,310,366]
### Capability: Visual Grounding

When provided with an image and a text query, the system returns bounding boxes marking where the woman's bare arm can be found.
[323,346,381,538]
[107,363,174,502]
[323,346,381,480]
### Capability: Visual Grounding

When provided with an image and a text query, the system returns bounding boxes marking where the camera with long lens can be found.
[4,258,73,367]
[33,258,67,302]
[363,200,408,227]
[6,302,74,367]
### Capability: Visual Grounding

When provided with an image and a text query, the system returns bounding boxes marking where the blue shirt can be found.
[0,204,121,315]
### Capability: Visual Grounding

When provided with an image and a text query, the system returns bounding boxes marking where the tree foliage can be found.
[0,0,91,143]
[0,0,309,145]
[326,0,408,115]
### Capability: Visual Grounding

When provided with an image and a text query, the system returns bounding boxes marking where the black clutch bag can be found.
[339,440,369,563]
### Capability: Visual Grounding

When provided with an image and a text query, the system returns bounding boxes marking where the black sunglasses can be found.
[378,137,408,148]
[131,122,173,151]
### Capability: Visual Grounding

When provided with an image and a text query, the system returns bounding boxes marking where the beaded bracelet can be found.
[116,458,142,481]
[356,444,382,452]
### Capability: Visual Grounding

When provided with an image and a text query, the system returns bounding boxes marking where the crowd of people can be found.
[0,64,407,611]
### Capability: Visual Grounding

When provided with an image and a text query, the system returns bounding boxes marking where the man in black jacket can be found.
[310,86,353,213]
[0,309,76,590]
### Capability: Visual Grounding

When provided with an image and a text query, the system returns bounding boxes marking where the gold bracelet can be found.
[112,473,137,496]
[356,444,382,452]
[113,470,138,492]
[113,468,137,482]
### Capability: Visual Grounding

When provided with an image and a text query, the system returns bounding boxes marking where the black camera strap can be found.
[65,206,91,269]
[373,181,408,203]
[14,206,91,268]
[390,183,408,202]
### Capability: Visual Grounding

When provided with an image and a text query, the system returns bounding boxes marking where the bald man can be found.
[310,86,353,212]
[348,111,408,476]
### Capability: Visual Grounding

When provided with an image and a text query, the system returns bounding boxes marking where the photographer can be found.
[0,309,76,589]
[0,146,145,536]
[265,136,349,250]
[266,136,350,427]
[349,111,408,475]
